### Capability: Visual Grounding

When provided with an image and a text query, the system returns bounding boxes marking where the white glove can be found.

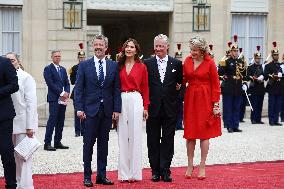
[242,84,247,91]
[278,72,282,78]
[257,75,264,81]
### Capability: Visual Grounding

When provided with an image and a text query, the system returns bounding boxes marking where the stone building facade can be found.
[0,0,284,121]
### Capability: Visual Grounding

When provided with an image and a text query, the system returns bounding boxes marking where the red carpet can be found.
[1,161,284,189]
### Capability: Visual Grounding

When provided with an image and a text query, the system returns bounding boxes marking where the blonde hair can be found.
[189,36,208,53]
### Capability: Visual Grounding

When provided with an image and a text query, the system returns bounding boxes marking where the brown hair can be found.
[117,38,141,70]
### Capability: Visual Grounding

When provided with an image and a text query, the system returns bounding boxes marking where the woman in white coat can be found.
[6,52,38,189]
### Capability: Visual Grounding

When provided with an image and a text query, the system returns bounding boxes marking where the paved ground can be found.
[1,117,284,176]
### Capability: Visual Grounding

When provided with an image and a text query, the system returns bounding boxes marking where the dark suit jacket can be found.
[0,57,19,122]
[74,57,121,117]
[264,61,282,95]
[144,56,182,118]
[69,64,79,99]
[43,63,70,102]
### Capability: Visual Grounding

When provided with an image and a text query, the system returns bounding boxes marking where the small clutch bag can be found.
[207,114,221,127]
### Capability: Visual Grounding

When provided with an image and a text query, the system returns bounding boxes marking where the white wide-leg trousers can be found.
[118,92,144,181]
[12,134,34,189]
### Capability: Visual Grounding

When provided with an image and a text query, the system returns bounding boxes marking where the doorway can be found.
[87,10,170,59]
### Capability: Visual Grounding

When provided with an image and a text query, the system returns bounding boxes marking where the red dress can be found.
[183,54,222,139]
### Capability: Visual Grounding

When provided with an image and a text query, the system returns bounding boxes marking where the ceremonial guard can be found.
[239,48,248,122]
[264,42,283,126]
[280,54,284,122]
[208,44,214,59]
[70,43,86,137]
[246,46,265,124]
[174,43,184,130]
[218,42,232,128]
[218,35,247,133]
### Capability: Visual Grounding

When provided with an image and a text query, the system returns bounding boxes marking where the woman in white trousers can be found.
[6,52,38,189]
[117,38,149,182]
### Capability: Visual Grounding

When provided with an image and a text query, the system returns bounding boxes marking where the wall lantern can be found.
[192,0,211,31]
[63,0,83,29]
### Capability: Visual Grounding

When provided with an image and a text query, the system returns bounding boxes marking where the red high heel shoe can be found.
[197,175,206,180]
[197,166,206,180]
[185,166,194,179]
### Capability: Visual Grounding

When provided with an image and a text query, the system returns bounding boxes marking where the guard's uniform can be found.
[246,46,265,124]
[264,42,282,126]
[70,44,86,136]
[218,36,247,132]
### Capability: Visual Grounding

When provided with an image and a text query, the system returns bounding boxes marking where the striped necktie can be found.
[98,60,104,86]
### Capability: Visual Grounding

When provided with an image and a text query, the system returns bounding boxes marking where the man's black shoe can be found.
[240,120,245,123]
[274,122,282,126]
[251,120,257,124]
[96,176,114,185]
[257,121,265,124]
[233,128,242,132]
[227,128,234,133]
[151,174,160,182]
[75,134,80,137]
[54,142,69,149]
[83,179,93,187]
[161,173,172,182]
[44,144,56,151]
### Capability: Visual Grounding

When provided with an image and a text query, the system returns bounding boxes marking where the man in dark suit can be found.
[0,56,19,189]
[43,50,70,151]
[75,34,121,187]
[70,46,86,137]
[144,34,182,182]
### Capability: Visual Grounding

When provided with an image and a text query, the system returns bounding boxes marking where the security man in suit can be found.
[43,50,70,151]
[144,34,182,182]
[70,43,86,137]
[264,42,283,126]
[218,35,247,133]
[0,56,18,189]
[246,46,265,124]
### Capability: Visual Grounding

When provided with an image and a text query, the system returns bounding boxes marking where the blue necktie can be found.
[57,67,62,80]
[98,60,104,86]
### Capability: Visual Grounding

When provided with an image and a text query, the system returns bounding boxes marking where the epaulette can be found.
[219,56,227,67]
[68,67,73,75]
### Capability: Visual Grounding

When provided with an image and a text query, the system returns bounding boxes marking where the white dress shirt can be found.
[156,55,168,83]
[94,56,106,79]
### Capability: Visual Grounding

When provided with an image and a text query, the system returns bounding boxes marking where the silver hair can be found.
[92,34,108,47]
[189,36,208,52]
[154,34,169,44]
[51,50,61,56]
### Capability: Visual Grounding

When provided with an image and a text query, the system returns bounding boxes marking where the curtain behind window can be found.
[231,14,266,63]
[1,7,21,55]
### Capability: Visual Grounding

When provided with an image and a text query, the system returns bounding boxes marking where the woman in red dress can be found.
[183,36,221,180]
[117,38,149,182]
